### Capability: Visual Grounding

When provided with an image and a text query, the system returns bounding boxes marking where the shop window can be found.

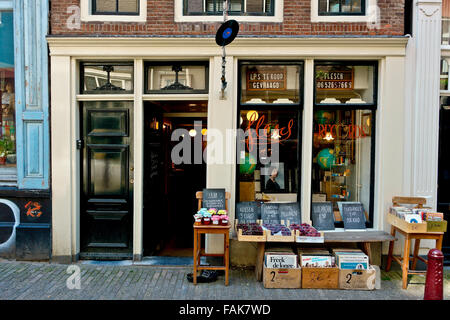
[145,62,209,94]
[312,61,377,228]
[184,0,274,16]
[441,59,449,91]
[81,62,134,94]
[237,62,303,204]
[315,63,375,105]
[318,0,366,15]
[92,0,139,15]
[0,11,17,175]
[443,0,450,45]
[240,64,302,105]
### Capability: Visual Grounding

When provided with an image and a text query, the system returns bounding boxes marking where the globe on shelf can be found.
[317,148,336,170]
[314,110,335,125]
[239,152,257,175]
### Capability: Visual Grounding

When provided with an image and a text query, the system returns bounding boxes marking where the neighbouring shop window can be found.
[0,11,17,171]
[81,62,134,94]
[145,62,209,94]
[443,0,450,44]
[92,0,139,15]
[237,62,303,203]
[312,62,377,228]
[441,59,449,91]
[318,0,365,15]
[240,64,301,105]
[184,0,274,16]
[315,63,375,104]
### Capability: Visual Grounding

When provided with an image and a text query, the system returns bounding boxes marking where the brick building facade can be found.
[50,0,405,36]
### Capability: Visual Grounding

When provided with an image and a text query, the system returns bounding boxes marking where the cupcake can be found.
[211,215,221,225]
[221,215,229,226]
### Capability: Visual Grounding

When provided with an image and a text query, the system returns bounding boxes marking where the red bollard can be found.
[424,249,444,300]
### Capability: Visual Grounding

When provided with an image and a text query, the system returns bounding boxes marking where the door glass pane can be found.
[82,63,134,94]
[88,110,128,136]
[241,64,301,105]
[90,148,126,196]
[315,64,375,104]
[312,109,373,221]
[0,11,16,170]
[118,0,139,13]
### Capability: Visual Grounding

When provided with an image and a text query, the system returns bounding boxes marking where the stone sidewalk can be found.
[0,260,448,300]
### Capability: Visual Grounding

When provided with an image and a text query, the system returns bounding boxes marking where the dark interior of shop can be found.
[143,101,207,257]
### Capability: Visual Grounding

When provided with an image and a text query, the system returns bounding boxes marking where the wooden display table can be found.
[386,196,446,289]
[193,224,231,286]
[252,230,395,282]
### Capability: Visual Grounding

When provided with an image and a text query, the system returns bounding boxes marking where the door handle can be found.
[130,178,134,184]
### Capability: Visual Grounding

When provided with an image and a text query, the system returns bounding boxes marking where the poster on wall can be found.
[316,67,354,90]
[262,163,285,192]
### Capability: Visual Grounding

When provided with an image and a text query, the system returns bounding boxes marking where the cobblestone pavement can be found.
[0,260,448,300]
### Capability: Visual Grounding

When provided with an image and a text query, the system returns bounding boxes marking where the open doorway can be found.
[143,101,207,257]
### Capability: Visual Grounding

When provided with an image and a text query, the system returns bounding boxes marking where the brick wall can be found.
[50,0,405,36]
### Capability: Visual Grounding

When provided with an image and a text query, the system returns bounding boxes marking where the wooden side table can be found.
[386,225,444,289]
[193,224,231,286]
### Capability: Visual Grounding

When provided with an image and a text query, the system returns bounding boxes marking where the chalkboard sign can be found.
[311,202,335,231]
[261,203,280,224]
[279,203,301,224]
[341,203,366,230]
[202,188,226,210]
[236,202,261,223]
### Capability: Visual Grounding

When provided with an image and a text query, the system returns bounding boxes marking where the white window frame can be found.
[80,0,147,22]
[175,0,283,23]
[311,0,377,23]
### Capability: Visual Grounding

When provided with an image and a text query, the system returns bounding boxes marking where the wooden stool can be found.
[193,224,230,285]
[386,225,443,289]
[386,196,445,289]
[193,191,232,286]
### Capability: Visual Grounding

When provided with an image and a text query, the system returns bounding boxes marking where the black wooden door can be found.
[438,104,450,264]
[80,101,133,259]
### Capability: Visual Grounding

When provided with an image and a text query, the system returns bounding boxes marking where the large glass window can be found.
[241,64,301,105]
[318,0,365,16]
[315,63,375,105]
[443,1,450,45]
[312,61,377,228]
[81,62,134,94]
[0,11,16,170]
[92,0,139,15]
[145,62,209,94]
[184,0,274,16]
[237,62,303,203]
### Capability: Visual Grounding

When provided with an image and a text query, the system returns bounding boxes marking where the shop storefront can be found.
[48,36,409,263]
[0,0,50,261]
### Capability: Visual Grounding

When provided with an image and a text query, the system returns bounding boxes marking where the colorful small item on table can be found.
[221,215,229,226]
[217,210,227,216]
[193,213,203,225]
[212,215,221,225]
[202,211,212,225]
[208,208,218,215]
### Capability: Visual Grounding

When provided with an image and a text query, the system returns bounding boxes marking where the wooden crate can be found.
[295,230,325,243]
[387,213,428,233]
[237,228,267,242]
[263,267,301,289]
[266,230,295,242]
[338,267,377,290]
[301,267,339,289]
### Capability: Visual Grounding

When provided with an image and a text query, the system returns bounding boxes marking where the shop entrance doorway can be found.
[79,101,134,260]
[143,101,207,257]
[438,102,450,265]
